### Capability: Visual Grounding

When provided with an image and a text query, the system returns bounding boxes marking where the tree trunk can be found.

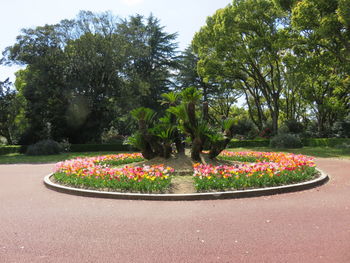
[191,137,202,161]
[187,102,196,128]
[163,143,172,159]
[174,130,185,154]
[208,138,231,159]
[271,110,279,135]
[3,128,13,145]
[202,101,209,121]
[141,142,156,160]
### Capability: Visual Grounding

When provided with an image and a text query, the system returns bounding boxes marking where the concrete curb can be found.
[44,169,329,201]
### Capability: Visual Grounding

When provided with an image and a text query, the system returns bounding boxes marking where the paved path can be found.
[0,158,349,263]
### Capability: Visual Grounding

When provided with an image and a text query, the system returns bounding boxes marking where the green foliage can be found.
[228,139,270,148]
[0,79,23,145]
[2,2,349,144]
[270,133,303,148]
[284,119,305,134]
[303,138,350,147]
[70,143,130,152]
[101,127,125,144]
[26,139,63,156]
[160,92,180,106]
[131,107,156,124]
[130,87,236,161]
[0,145,21,155]
[331,115,350,138]
[3,11,178,144]
[230,118,257,138]
[126,132,147,151]
[192,0,291,135]
[191,0,349,137]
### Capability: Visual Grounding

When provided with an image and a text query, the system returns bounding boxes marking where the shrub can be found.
[70,143,131,152]
[26,139,63,155]
[335,143,350,149]
[0,136,8,145]
[228,139,270,148]
[285,119,305,134]
[270,133,302,148]
[101,127,126,144]
[303,138,350,147]
[60,139,71,152]
[231,118,257,138]
[0,145,21,155]
[332,119,350,138]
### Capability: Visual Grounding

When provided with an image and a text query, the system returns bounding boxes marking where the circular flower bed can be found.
[52,151,318,193]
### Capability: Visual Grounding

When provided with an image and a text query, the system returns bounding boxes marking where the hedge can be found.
[228,138,350,148]
[70,143,132,152]
[1,138,348,155]
[302,138,350,147]
[0,145,21,155]
[228,139,270,148]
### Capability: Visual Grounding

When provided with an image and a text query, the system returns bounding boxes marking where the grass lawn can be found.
[227,146,350,159]
[0,151,119,164]
[0,146,349,164]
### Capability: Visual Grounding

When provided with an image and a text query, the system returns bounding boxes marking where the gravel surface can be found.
[0,158,349,263]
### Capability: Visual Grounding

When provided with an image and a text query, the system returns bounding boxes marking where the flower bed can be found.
[52,151,318,194]
[53,153,174,193]
[194,151,317,191]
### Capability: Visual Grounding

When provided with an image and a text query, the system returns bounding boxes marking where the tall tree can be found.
[276,0,350,134]
[193,0,291,135]
[0,79,21,144]
[117,14,179,111]
[2,11,179,143]
[3,24,68,144]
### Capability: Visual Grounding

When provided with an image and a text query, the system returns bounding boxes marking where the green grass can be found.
[0,151,120,164]
[0,146,349,164]
[226,146,350,159]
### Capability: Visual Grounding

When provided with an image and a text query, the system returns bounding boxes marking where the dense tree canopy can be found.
[193,0,349,137]
[0,4,349,146]
[2,11,178,144]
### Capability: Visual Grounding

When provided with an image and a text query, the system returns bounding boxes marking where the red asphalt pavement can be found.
[0,158,349,263]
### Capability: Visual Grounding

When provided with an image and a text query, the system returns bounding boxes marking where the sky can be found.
[0,0,232,82]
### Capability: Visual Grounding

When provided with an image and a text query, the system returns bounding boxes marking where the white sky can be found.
[0,0,232,82]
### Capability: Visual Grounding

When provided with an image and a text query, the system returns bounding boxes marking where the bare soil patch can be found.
[134,151,235,175]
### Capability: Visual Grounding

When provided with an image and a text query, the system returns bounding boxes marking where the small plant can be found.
[128,88,236,161]
[26,139,63,155]
[60,139,71,152]
[335,143,350,149]
[0,136,7,145]
[101,127,125,144]
[270,133,302,148]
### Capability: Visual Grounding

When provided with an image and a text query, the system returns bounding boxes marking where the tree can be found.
[0,79,20,144]
[117,14,179,111]
[2,11,180,144]
[296,51,348,136]
[192,0,292,135]
[276,0,350,135]
[2,23,69,144]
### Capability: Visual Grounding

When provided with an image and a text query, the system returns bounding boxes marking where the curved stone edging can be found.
[43,169,329,201]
